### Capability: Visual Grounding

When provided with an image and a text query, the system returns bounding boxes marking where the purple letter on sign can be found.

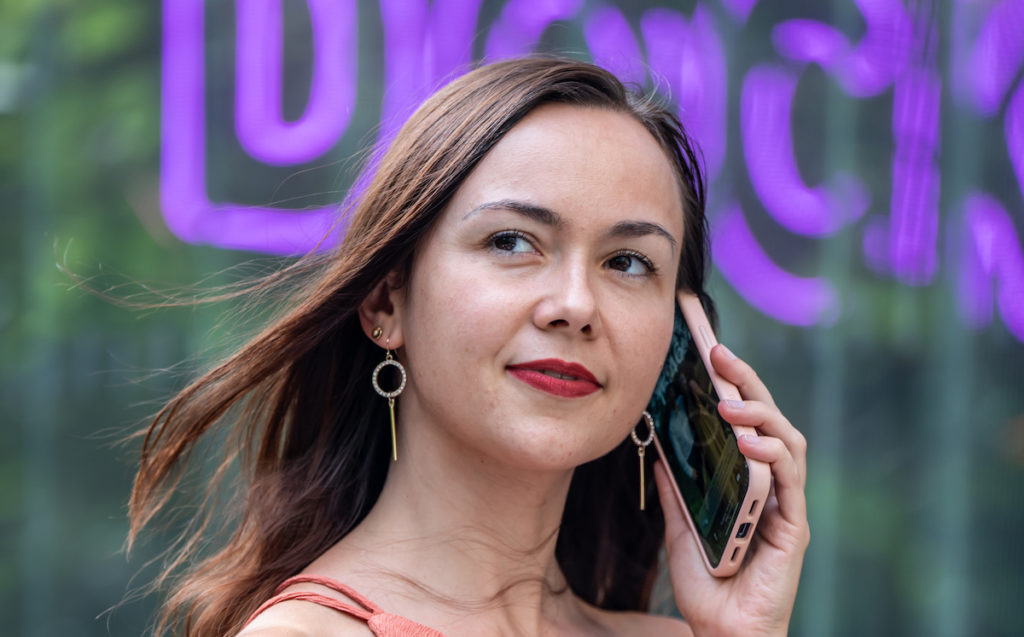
[583,4,727,180]
[1008,81,1024,201]
[235,0,357,166]
[959,193,1024,342]
[713,204,840,326]
[741,64,869,237]
[720,0,759,24]
[377,0,485,142]
[863,14,942,285]
[641,5,727,180]
[961,0,1024,117]
[773,0,912,98]
[161,0,348,254]
[583,6,645,88]
[484,0,583,62]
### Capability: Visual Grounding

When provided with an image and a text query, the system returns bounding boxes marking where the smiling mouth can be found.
[507,359,602,398]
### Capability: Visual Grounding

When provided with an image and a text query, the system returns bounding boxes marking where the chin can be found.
[484,416,624,473]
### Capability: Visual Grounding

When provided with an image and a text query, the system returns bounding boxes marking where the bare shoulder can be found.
[236,598,374,637]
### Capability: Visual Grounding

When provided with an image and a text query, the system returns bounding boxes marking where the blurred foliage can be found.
[1,1,1022,636]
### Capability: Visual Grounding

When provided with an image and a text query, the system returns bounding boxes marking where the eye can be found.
[606,251,656,276]
[488,230,536,254]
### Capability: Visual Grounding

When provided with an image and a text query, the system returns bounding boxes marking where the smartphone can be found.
[646,291,771,577]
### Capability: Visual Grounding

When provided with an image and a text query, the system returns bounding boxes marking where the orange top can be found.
[244,575,445,636]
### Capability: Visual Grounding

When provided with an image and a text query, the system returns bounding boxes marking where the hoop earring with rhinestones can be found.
[631,411,655,510]
[372,336,406,461]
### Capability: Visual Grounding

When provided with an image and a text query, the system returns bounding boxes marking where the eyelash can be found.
[607,250,658,277]
[485,230,658,277]
[486,229,536,254]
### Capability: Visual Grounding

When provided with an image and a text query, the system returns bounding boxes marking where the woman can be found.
[130,57,808,636]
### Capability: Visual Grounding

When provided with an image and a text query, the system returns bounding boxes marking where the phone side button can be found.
[699,325,715,348]
[736,522,751,539]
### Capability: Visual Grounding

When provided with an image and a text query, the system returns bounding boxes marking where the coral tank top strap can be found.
[243,574,446,636]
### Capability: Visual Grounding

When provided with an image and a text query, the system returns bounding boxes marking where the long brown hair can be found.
[130,56,709,635]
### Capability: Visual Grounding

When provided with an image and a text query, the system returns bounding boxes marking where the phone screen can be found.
[647,304,748,567]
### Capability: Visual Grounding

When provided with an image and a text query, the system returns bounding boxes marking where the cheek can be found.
[410,268,514,348]
[401,260,522,393]
[570,315,674,464]
[610,310,675,411]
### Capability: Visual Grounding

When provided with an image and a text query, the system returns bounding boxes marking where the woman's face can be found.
[392,103,685,471]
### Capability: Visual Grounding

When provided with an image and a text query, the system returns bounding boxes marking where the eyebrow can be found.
[464,199,563,228]
[464,198,677,251]
[608,220,677,251]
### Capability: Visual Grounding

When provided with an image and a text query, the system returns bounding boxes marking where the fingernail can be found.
[739,434,759,446]
[720,344,738,360]
[725,399,745,410]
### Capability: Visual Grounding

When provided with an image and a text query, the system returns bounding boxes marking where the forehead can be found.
[447,103,685,239]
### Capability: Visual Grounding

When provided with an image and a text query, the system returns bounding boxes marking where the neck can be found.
[318,405,593,632]
[354,422,574,599]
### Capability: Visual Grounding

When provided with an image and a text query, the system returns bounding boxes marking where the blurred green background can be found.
[2,0,1022,635]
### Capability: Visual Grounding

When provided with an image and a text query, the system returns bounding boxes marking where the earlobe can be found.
[357,275,405,347]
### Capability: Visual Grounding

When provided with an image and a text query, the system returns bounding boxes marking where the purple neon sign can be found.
[960,193,1024,341]
[959,0,1024,117]
[234,0,357,166]
[161,0,342,252]
[583,5,727,179]
[160,0,1024,341]
[863,9,941,285]
[741,63,868,237]
[378,0,484,143]
[772,0,912,99]
[713,204,839,327]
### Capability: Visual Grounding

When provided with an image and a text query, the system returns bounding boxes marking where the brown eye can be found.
[606,251,654,275]
[489,231,533,253]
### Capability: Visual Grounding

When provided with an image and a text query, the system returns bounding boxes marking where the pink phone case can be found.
[650,291,772,577]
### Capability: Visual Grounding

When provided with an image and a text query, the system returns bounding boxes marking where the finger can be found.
[710,344,776,408]
[754,492,811,555]
[719,400,807,483]
[737,434,807,527]
[653,460,709,583]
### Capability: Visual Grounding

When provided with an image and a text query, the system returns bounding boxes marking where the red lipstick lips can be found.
[507,359,602,398]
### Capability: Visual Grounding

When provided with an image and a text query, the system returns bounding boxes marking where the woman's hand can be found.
[655,343,809,637]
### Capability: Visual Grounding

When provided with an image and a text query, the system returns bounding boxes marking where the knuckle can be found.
[773,436,789,454]
[740,363,761,384]
[793,431,808,455]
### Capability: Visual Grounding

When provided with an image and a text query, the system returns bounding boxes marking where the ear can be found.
[358,272,406,349]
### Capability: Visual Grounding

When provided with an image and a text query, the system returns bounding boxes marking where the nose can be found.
[532,256,600,336]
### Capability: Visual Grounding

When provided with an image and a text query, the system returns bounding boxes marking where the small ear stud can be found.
[372,326,383,340]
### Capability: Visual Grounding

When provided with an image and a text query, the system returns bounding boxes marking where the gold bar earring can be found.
[371,332,406,461]
[631,411,655,510]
